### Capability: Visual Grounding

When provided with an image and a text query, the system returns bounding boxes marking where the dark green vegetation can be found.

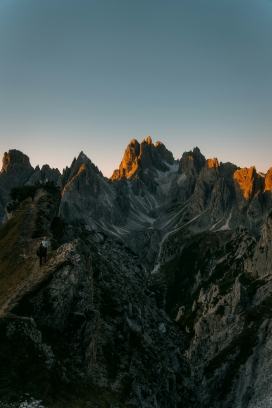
[10,185,59,202]
[10,186,37,202]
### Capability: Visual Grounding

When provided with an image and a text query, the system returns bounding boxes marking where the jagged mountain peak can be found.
[111,137,174,183]
[265,167,272,191]
[178,146,206,174]
[59,151,103,192]
[143,135,152,144]
[233,166,263,200]
[1,149,32,173]
[206,157,219,169]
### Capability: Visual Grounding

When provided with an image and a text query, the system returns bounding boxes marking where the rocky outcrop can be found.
[27,164,60,186]
[264,167,272,192]
[59,152,129,233]
[234,166,264,203]
[190,158,220,214]
[178,147,206,175]
[154,224,272,407]
[111,137,174,194]
[0,150,34,223]
[245,211,272,278]
[177,147,206,204]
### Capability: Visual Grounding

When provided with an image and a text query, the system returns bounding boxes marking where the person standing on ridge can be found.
[42,237,49,262]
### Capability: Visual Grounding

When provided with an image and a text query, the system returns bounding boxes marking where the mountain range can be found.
[1,137,272,407]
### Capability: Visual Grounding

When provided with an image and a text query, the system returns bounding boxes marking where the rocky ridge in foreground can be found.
[0,189,199,407]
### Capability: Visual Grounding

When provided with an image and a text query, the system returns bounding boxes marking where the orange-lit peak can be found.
[265,167,272,192]
[206,158,219,169]
[146,136,152,145]
[129,139,139,146]
[233,166,257,199]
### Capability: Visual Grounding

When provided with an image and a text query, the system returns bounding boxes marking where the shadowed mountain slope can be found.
[0,187,200,408]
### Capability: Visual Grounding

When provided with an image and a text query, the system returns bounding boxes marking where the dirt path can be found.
[0,188,52,316]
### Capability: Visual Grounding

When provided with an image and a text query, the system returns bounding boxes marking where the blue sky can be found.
[0,0,272,176]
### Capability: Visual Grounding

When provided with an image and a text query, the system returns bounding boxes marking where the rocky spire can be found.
[264,167,272,192]
[178,147,206,175]
[59,151,102,190]
[1,149,32,173]
[111,137,174,181]
[110,137,175,195]
[0,149,34,223]
[233,166,264,201]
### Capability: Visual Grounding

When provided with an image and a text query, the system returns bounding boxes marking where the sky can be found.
[0,0,272,177]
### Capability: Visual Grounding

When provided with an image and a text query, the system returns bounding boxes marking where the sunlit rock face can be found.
[1,150,32,172]
[233,166,264,202]
[0,150,34,222]
[264,167,272,192]
[111,137,174,194]
[111,139,141,180]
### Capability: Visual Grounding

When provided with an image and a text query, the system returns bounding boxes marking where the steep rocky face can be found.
[177,147,206,204]
[245,211,272,278]
[155,223,272,408]
[59,152,129,235]
[0,150,34,223]
[264,167,272,191]
[1,150,32,172]
[189,158,220,214]
[111,137,175,194]
[178,147,206,175]
[234,166,264,203]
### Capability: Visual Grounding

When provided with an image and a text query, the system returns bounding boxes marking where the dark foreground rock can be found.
[0,214,200,407]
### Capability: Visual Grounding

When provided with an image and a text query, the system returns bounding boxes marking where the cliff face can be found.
[59,152,129,235]
[0,150,34,222]
[111,136,175,195]
[155,222,272,408]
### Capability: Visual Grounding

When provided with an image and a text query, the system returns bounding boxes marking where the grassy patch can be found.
[0,201,32,306]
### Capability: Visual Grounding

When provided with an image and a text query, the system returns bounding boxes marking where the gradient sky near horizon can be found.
[0,0,272,176]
